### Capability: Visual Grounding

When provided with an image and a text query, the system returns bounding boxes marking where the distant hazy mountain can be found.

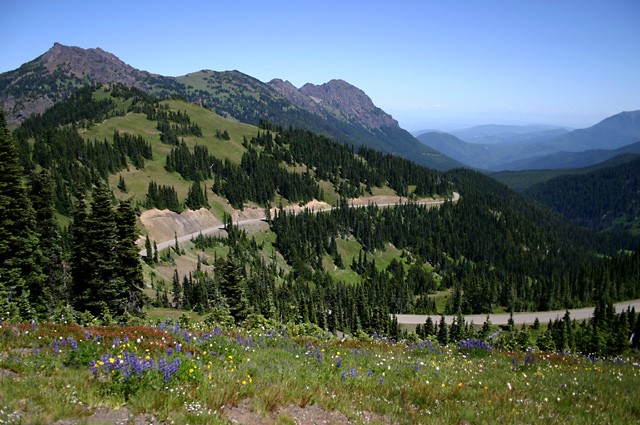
[411,129,445,137]
[0,43,463,171]
[417,112,640,170]
[416,132,532,170]
[452,125,571,146]
[497,140,640,171]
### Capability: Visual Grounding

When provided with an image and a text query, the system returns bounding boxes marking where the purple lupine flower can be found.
[336,358,342,368]
[367,369,373,377]
[379,378,384,385]
[350,367,357,377]
[414,364,420,371]
[52,340,60,356]
[84,330,90,340]
[166,347,173,357]
[341,371,346,380]
[434,370,439,378]
[30,320,36,330]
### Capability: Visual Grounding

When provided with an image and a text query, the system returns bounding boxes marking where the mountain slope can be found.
[490,153,640,191]
[416,131,529,170]
[522,157,640,234]
[417,112,640,170]
[451,124,571,145]
[1,43,462,171]
[498,140,640,171]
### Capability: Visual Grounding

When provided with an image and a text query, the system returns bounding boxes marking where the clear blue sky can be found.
[1,0,639,130]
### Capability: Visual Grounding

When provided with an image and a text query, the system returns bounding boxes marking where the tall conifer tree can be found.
[115,198,144,313]
[29,169,64,307]
[0,112,46,319]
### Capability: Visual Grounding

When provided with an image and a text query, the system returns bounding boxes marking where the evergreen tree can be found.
[145,236,153,264]
[115,199,145,314]
[71,181,121,315]
[171,269,182,308]
[480,316,492,340]
[29,169,64,308]
[217,254,249,321]
[153,241,159,263]
[117,174,127,193]
[437,315,449,345]
[424,316,435,336]
[0,112,46,319]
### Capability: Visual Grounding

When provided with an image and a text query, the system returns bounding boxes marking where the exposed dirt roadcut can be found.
[139,208,222,246]
[139,193,459,253]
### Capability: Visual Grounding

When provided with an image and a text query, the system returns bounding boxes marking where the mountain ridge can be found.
[417,111,640,170]
[1,43,461,171]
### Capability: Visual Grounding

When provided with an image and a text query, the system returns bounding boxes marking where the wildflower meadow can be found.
[0,319,639,424]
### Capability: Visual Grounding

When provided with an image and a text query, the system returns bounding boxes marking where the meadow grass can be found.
[1,321,638,424]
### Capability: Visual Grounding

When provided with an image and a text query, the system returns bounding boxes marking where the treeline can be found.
[261,125,450,198]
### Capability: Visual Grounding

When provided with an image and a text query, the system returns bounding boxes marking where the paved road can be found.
[396,299,640,326]
[141,192,460,256]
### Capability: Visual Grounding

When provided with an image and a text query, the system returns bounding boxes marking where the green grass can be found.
[1,322,638,424]
[80,99,258,221]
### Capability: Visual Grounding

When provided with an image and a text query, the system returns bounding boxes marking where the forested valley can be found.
[1,83,639,357]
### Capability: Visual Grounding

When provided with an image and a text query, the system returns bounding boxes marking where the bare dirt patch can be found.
[223,397,393,424]
[139,208,223,245]
[53,404,159,425]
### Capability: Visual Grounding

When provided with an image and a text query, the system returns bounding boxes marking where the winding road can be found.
[140,192,460,256]
[395,299,640,326]
[140,191,638,326]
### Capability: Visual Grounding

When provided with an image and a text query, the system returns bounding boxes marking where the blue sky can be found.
[1,0,639,131]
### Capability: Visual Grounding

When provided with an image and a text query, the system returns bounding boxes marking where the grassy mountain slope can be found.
[10,82,640,326]
[1,44,462,171]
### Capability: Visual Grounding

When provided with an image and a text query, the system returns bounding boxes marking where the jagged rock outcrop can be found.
[268,78,398,129]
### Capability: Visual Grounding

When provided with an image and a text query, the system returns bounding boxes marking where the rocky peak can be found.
[37,43,148,88]
[268,79,398,129]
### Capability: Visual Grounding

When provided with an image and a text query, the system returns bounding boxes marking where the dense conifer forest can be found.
[523,157,640,234]
[1,84,639,356]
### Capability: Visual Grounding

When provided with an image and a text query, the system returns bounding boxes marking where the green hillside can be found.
[523,157,640,234]
[490,153,640,191]
[3,84,640,342]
